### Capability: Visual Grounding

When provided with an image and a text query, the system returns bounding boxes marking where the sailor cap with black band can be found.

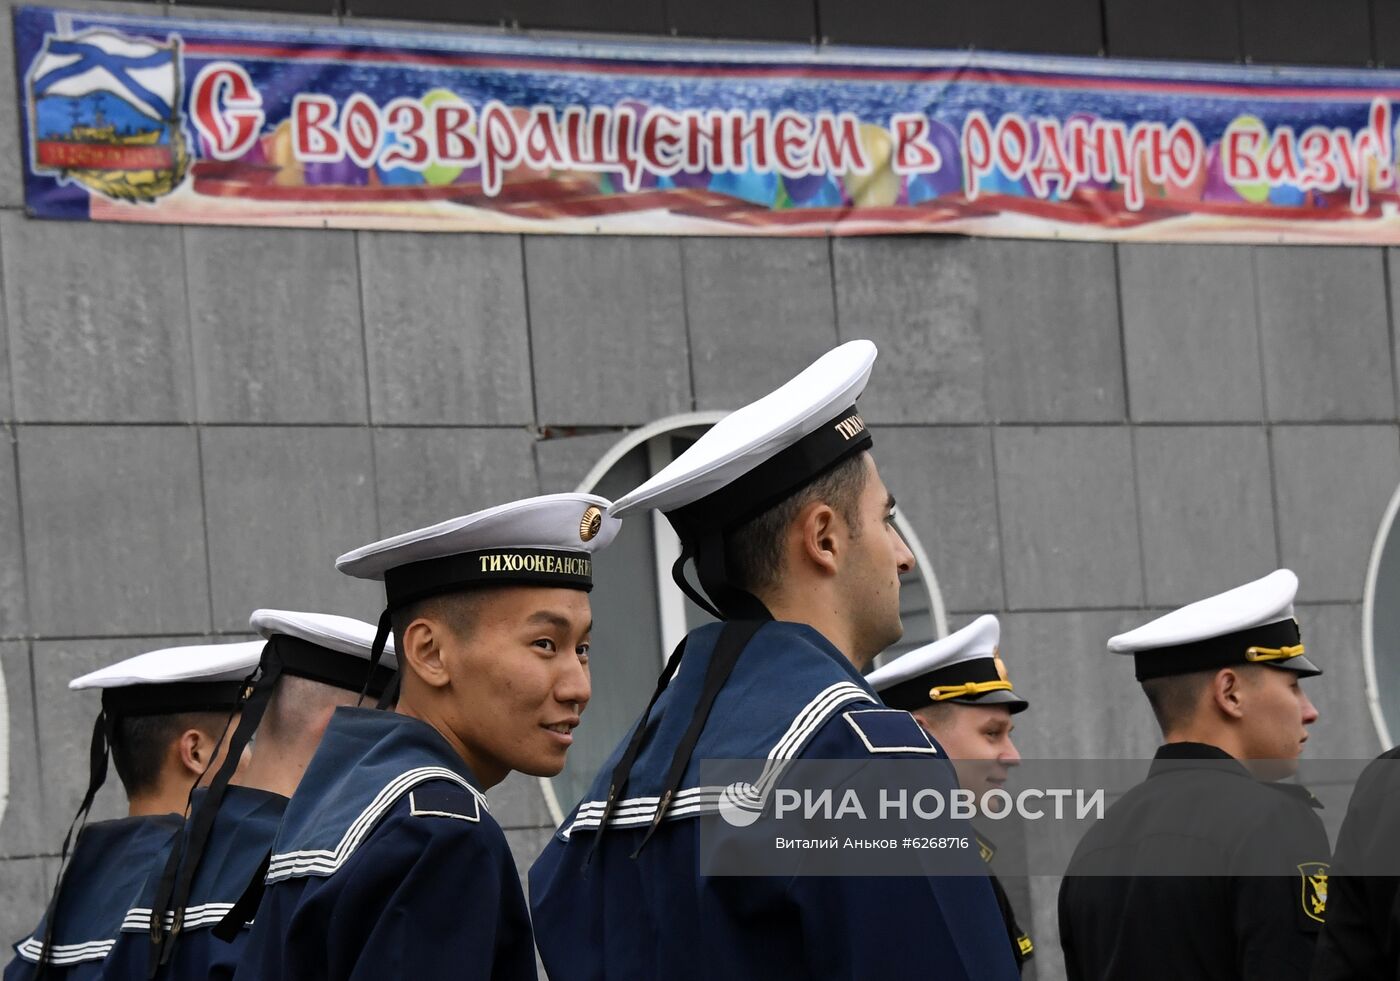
[611,339,876,622]
[335,493,621,710]
[1108,569,1321,682]
[38,642,263,974]
[867,615,1028,715]
[146,613,397,976]
[593,340,879,855]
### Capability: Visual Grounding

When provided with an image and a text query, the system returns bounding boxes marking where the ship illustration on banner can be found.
[26,28,189,202]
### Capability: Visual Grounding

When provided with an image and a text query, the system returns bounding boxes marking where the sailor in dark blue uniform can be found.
[866,614,1035,973]
[100,610,396,981]
[235,493,620,981]
[530,340,1020,981]
[1058,570,1330,981]
[7,641,262,980]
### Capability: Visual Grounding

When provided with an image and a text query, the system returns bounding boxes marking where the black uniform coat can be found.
[1311,745,1400,981]
[977,834,1034,972]
[1058,742,1330,981]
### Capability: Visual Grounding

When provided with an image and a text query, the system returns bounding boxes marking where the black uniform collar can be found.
[1149,742,1322,806]
[1149,741,1251,779]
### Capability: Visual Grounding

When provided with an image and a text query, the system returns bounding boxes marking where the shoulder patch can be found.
[843,708,939,755]
[1299,861,1329,924]
[408,783,481,823]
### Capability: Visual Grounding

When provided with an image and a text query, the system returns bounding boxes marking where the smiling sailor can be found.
[867,614,1034,974]
[97,610,395,981]
[234,494,619,981]
[529,340,1019,981]
[7,641,261,981]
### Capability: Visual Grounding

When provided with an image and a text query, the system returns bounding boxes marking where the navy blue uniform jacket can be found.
[99,785,287,980]
[234,708,535,981]
[530,620,1021,981]
[6,815,182,981]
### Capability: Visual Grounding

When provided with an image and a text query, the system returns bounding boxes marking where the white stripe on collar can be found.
[267,767,487,883]
[15,936,116,965]
[119,902,239,934]
[564,681,872,838]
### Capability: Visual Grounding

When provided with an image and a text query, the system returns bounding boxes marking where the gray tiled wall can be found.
[2,6,1399,981]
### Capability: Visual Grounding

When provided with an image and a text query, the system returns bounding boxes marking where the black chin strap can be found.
[670,541,722,621]
[212,619,394,946]
[146,655,272,978]
[357,609,394,708]
[630,617,767,857]
[587,526,771,861]
[584,633,688,868]
[210,848,271,942]
[375,670,402,710]
[682,524,771,623]
[36,709,112,977]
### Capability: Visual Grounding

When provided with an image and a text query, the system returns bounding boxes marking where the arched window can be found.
[542,415,948,821]
[1364,484,1400,748]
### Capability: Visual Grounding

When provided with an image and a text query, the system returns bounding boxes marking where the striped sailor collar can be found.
[565,620,879,837]
[14,814,182,964]
[266,708,489,884]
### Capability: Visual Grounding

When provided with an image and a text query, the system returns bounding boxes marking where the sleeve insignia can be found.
[977,835,996,864]
[1299,861,1329,923]
[842,709,939,755]
[408,784,481,823]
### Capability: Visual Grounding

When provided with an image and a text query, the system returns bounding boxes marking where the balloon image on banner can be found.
[14,4,1400,243]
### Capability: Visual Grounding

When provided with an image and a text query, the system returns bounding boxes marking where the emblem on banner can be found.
[26,29,190,202]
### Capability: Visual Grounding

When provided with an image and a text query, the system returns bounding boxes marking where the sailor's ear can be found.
[1212,668,1246,720]
[399,616,451,690]
[794,500,841,577]
[176,725,213,779]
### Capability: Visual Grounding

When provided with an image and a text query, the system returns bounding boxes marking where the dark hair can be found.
[388,589,487,655]
[1141,670,1217,734]
[110,710,227,797]
[724,453,869,594]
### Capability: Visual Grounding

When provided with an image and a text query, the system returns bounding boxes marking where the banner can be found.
[16,5,1400,242]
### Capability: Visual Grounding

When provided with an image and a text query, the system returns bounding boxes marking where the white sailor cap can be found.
[69,641,263,717]
[143,609,407,929]
[612,340,875,519]
[251,609,399,698]
[610,340,877,619]
[1108,569,1320,681]
[866,615,1028,714]
[55,641,264,963]
[336,493,621,610]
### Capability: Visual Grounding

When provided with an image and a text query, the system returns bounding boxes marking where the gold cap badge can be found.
[579,506,603,543]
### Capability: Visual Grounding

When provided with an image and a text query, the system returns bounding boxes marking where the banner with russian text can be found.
[17,4,1400,242]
